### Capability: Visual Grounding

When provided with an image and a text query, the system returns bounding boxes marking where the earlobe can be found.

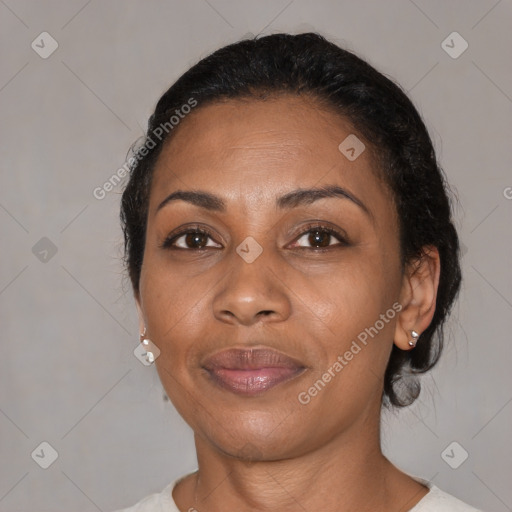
[408,330,420,348]
[393,246,441,351]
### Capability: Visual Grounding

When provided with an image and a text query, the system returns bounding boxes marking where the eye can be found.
[161,223,348,251]
[161,226,222,250]
[290,223,349,250]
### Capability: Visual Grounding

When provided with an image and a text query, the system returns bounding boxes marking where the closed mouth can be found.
[202,347,307,395]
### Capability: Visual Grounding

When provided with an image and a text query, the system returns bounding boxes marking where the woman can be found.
[114,33,480,511]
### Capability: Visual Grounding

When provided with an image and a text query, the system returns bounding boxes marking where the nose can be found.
[212,248,292,327]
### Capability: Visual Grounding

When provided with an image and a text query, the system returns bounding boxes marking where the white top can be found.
[112,473,482,512]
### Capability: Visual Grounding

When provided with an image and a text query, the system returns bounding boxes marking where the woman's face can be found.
[137,95,407,459]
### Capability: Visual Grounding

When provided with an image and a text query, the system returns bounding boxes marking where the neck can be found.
[175,408,427,512]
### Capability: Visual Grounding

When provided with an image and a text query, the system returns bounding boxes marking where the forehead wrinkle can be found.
[218,131,311,152]
[223,135,314,166]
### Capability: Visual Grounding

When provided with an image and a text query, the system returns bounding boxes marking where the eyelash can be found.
[290,223,349,250]
[161,223,349,251]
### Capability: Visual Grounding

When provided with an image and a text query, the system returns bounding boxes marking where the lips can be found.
[202,347,306,396]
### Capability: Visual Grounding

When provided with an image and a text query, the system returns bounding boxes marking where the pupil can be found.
[186,232,206,248]
[309,230,329,247]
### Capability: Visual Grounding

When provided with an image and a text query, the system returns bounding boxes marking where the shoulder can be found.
[411,484,482,512]
[110,476,185,512]
[111,474,482,512]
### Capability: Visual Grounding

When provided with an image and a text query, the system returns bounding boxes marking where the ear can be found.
[394,246,441,351]
[134,292,146,335]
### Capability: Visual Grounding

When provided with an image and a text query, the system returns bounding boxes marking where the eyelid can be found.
[161,220,350,251]
[160,224,222,249]
[288,222,350,248]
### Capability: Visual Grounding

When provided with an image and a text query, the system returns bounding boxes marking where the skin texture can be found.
[135,95,440,512]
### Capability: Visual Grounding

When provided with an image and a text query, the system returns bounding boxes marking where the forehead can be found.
[149,95,390,215]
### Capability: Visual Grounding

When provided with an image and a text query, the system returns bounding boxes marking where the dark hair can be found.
[121,32,461,407]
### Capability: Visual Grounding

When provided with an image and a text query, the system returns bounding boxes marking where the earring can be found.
[408,330,420,348]
[140,327,155,364]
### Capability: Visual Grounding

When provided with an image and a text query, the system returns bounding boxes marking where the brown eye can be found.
[183,232,208,249]
[291,224,349,250]
[162,228,222,250]
[308,230,332,248]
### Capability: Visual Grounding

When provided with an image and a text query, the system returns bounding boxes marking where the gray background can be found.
[0,1,511,511]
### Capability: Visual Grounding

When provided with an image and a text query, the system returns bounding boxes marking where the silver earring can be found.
[408,330,419,348]
[140,327,155,363]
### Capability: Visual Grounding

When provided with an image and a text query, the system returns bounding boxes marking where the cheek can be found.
[293,250,401,390]
[138,258,213,356]
[140,239,400,354]
[137,241,400,446]
[299,249,398,332]
[293,268,399,416]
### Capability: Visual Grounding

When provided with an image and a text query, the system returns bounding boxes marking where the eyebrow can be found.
[156,185,372,219]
